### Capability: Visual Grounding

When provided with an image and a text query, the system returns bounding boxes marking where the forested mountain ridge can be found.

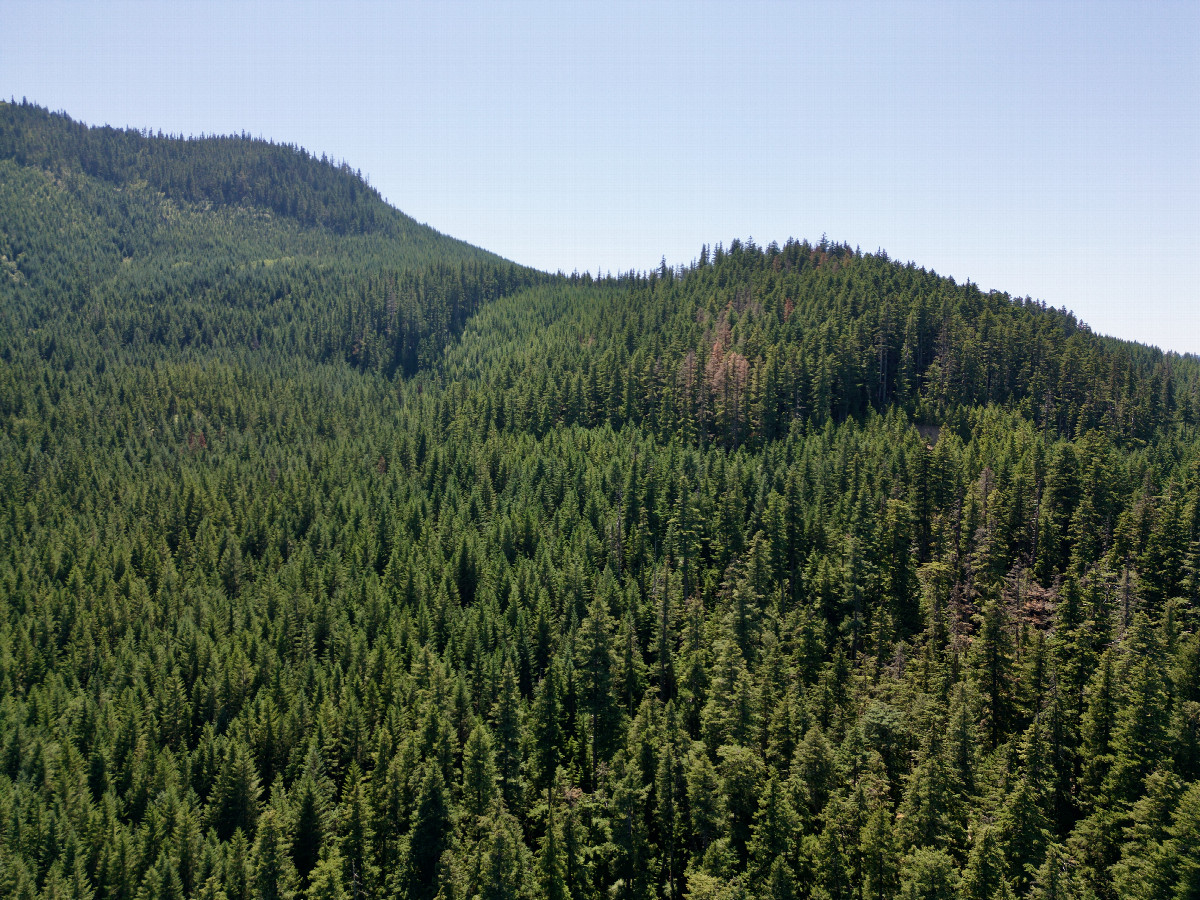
[3,105,1200,900]
[1,100,446,238]
[444,241,1198,448]
[0,100,543,376]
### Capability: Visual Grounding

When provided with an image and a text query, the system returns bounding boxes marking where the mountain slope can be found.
[443,239,1198,445]
[2,100,449,238]
[0,101,542,376]
[3,104,1200,900]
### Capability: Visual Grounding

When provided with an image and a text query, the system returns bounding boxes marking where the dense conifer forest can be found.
[3,100,1200,900]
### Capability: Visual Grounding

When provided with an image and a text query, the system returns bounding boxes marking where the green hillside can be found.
[1,101,453,237]
[3,103,1200,900]
[0,101,542,376]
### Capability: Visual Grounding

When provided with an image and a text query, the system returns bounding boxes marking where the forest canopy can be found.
[3,101,1200,900]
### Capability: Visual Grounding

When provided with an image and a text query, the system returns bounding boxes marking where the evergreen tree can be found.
[859,794,899,900]
[720,744,765,864]
[478,811,532,900]
[406,765,451,900]
[687,749,725,854]
[1166,781,1200,900]
[765,855,796,900]
[306,844,348,900]
[960,826,1013,900]
[1105,617,1168,804]
[537,802,569,900]
[896,848,959,900]
[997,778,1049,894]
[462,723,500,820]
[608,753,653,900]
[338,764,378,900]
[971,598,1015,750]
[532,663,567,796]
[212,739,262,841]
[492,661,524,810]
[577,596,619,780]
[1080,651,1118,807]
[747,775,798,883]
[898,733,965,855]
[291,771,328,891]
[655,740,687,900]
[1029,843,1071,900]
[253,807,298,900]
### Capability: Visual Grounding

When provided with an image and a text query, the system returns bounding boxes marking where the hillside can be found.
[0,100,542,376]
[446,240,1198,444]
[3,105,1200,900]
[2,100,450,238]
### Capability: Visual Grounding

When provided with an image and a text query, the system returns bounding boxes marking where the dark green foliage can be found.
[406,765,451,900]
[3,102,1200,900]
[3,101,451,237]
[961,826,1013,900]
[897,848,959,900]
[253,807,298,900]
[212,739,263,840]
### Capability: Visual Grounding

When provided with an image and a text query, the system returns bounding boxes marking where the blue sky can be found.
[5,0,1198,352]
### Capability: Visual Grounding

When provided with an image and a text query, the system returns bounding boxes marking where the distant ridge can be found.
[1,100,453,241]
[0,102,542,376]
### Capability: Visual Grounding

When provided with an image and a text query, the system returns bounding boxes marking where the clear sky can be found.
[5,1,1198,353]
